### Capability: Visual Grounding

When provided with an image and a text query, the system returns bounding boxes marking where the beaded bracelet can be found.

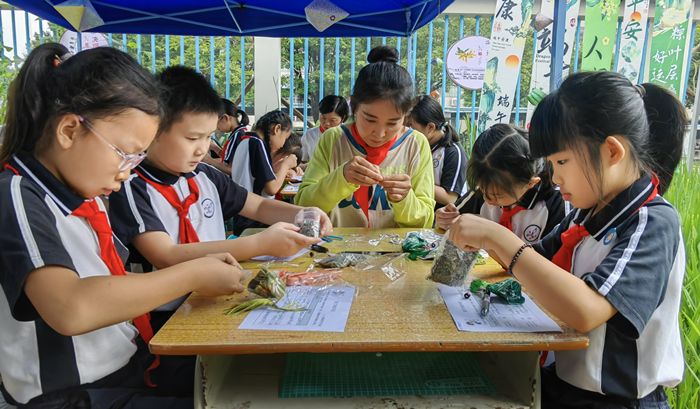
[508,243,532,278]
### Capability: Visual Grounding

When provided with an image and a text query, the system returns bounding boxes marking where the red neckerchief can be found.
[134,169,200,244]
[349,123,397,227]
[499,205,526,232]
[320,124,326,133]
[552,175,659,272]
[3,164,19,174]
[72,200,160,386]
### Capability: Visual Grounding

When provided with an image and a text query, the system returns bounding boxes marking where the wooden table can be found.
[279,182,299,197]
[151,228,588,409]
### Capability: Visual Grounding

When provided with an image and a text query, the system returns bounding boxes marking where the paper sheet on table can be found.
[238,285,355,332]
[282,183,299,192]
[251,248,309,262]
[439,285,562,333]
[289,175,303,182]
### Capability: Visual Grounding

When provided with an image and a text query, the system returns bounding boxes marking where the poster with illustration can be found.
[525,0,581,130]
[581,0,622,72]
[477,0,535,135]
[616,0,650,83]
[647,0,694,97]
[446,36,491,90]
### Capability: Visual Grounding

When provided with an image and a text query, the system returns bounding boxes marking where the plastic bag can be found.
[282,269,343,286]
[353,252,408,281]
[429,229,480,287]
[315,253,370,268]
[294,208,321,238]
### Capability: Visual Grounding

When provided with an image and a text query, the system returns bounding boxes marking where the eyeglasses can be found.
[77,115,147,172]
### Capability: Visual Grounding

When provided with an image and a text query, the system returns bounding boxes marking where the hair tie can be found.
[635,84,646,98]
[53,52,73,67]
[443,121,449,128]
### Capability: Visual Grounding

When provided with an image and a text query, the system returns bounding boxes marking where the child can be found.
[296,46,435,228]
[436,124,565,248]
[410,95,468,207]
[229,110,300,233]
[203,99,249,175]
[273,134,304,179]
[301,95,349,163]
[0,44,246,408]
[108,66,331,325]
[449,71,686,408]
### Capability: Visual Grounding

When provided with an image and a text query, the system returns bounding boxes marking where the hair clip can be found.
[53,52,73,67]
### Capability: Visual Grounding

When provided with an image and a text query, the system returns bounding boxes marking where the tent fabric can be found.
[8,0,455,38]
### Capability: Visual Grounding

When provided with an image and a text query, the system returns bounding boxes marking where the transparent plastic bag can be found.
[353,252,408,281]
[429,229,479,287]
[294,209,321,238]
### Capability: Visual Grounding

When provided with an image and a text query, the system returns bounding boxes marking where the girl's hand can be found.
[298,207,333,237]
[205,253,242,270]
[343,156,384,186]
[286,169,296,179]
[283,155,298,168]
[448,214,505,252]
[435,203,460,230]
[193,257,246,296]
[379,174,411,202]
[294,166,304,176]
[258,222,320,257]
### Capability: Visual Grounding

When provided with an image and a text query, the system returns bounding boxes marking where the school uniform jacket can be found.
[301,126,323,162]
[295,124,436,228]
[534,175,685,399]
[431,142,468,201]
[0,153,139,405]
[457,181,565,243]
[222,125,248,165]
[109,161,249,310]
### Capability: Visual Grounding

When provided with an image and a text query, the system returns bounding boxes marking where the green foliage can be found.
[664,165,700,409]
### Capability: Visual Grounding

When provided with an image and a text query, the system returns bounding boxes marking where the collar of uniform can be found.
[579,174,656,241]
[136,159,197,186]
[513,181,543,210]
[10,151,85,215]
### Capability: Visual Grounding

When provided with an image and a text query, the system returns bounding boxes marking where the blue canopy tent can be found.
[5,0,455,38]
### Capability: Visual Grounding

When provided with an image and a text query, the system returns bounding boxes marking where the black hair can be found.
[275,134,303,164]
[156,65,223,134]
[221,98,250,127]
[467,124,547,202]
[351,46,413,116]
[319,95,349,122]
[530,71,686,196]
[1,43,161,163]
[410,95,459,149]
[253,110,292,153]
[367,46,399,64]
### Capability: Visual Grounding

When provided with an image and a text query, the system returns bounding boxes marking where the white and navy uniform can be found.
[301,126,323,162]
[222,125,248,165]
[534,175,684,403]
[229,132,277,235]
[431,142,468,207]
[0,153,144,406]
[109,160,249,314]
[457,180,566,244]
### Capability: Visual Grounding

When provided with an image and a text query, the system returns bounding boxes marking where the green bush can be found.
[664,165,700,409]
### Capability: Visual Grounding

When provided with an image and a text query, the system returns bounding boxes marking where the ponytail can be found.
[410,94,458,149]
[221,98,250,127]
[640,83,687,195]
[1,43,161,164]
[254,110,292,153]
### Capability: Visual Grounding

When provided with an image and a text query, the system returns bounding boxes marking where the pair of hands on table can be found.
[343,156,411,202]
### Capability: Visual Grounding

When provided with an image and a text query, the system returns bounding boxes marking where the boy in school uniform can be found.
[108,66,331,330]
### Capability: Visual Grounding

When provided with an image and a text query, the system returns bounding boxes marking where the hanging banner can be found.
[580,0,622,71]
[616,0,650,83]
[647,0,694,98]
[477,0,535,134]
[524,0,581,130]
[58,30,109,54]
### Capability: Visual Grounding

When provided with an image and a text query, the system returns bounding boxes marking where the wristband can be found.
[508,243,532,279]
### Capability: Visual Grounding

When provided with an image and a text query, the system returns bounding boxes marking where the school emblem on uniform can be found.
[603,228,616,245]
[523,224,541,242]
[201,198,215,218]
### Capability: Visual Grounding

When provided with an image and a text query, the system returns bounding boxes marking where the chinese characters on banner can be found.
[647,0,694,98]
[524,0,581,130]
[580,0,622,71]
[616,0,650,83]
[58,30,109,54]
[477,0,535,135]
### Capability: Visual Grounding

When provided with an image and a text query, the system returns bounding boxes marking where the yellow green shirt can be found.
[295,124,435,228]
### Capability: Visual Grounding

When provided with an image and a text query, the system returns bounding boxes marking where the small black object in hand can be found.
[310,244,328,253]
